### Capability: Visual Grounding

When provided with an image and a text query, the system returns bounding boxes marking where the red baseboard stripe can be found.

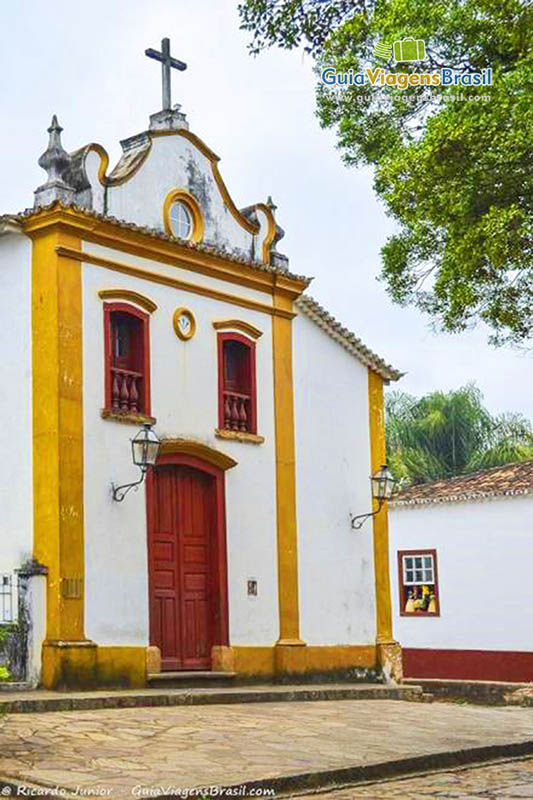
[403,648,533,682]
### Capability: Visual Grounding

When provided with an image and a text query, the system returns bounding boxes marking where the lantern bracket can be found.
[350,499,385,530]
[111,467,148,503]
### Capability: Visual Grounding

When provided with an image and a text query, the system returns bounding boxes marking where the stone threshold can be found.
[0,682,422,715]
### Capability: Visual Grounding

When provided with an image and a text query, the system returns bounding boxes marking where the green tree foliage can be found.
[386,384,533,485]
[238,1,533,345]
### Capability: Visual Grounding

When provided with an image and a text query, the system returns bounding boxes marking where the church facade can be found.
[0,101,402,689]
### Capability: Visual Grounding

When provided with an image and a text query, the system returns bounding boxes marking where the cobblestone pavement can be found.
[298,757,533,798]
[0,700,533,797]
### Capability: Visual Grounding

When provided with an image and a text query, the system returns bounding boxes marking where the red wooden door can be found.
[149,465,215,670]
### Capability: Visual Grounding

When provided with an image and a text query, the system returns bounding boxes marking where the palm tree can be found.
[386,384,533,486]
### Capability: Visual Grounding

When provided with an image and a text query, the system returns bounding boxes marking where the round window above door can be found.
[169,201,193,239]
[163,190,204,243]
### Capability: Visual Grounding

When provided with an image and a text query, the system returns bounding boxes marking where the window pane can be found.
[405,570,414,583]
[415,570,423,582]
[170,201,193,239]
[424,569,433,582]
[424,556,433,569]
[109,310,146,414]
[404,557,413,570]
[415,557,423,568]
[224,340,251,393]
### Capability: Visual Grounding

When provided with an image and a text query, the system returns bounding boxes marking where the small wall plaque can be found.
[173,307,196,341]
[247,578,258,597]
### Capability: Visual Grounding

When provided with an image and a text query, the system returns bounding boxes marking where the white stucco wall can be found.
[293,313,376,646]
[82,249,279,646]
[390,496,533,652]
[0,232,33,612]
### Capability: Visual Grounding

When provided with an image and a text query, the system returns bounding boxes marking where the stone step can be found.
[403,678,531,705]
[147,670,237,688]
[0,682,423,714]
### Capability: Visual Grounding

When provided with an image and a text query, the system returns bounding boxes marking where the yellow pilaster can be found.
[31,224,94,686]
[272,291,305,652]
[368,370,402,680]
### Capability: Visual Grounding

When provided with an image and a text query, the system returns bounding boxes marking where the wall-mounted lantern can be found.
[350,464,398,530]
[112,423,161,502]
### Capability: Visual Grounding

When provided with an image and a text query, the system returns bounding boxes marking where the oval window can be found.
[169,201,193,240]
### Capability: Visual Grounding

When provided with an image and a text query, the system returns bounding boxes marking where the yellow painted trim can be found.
[255,202,277,265]
[41,643,147,689]
[83,143,110,185]
[159,438,237,471]
[215,429,265,445]
[101,409,157,426]
[41,641,97,690]
[368,370,394,644]
[229,645,376,677]
[21,206,309,299]
[163,189,205,244]
[56,246,296,320]
[212,319,263,339]
[96,646,147,688]
[97,288,158,313]
[82,142,152,187]
[172,306,197,341]
[272,288,304,645]
[31,228,86,643]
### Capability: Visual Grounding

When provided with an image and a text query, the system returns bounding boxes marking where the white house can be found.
[0,87,403,688]
[389,460,533,683]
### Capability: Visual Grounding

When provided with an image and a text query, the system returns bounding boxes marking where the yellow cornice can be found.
[212,319,263,339]
[57,246,296,320]
[97,289,158,314]
[159,438,237,471]
[20,207,309,300]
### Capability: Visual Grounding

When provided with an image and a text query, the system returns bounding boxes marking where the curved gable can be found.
[72,124,276,265]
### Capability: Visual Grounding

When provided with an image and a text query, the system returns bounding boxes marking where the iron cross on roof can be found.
[145,38,187,111]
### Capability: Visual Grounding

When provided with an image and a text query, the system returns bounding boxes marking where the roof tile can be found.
[391,460,533,507]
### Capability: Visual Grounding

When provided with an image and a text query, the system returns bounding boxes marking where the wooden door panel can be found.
[184,573,206,592]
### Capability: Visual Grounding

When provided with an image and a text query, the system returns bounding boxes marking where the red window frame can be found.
[217,332,257,435]
[397,548,440,617]
[103,302,151,416]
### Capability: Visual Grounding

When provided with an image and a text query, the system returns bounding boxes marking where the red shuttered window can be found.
[104,302,151,416]
[217,332,257,435]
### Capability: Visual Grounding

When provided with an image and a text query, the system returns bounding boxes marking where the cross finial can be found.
[145,37,187,111]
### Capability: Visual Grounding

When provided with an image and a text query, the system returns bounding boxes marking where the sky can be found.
[1,0,531,417]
